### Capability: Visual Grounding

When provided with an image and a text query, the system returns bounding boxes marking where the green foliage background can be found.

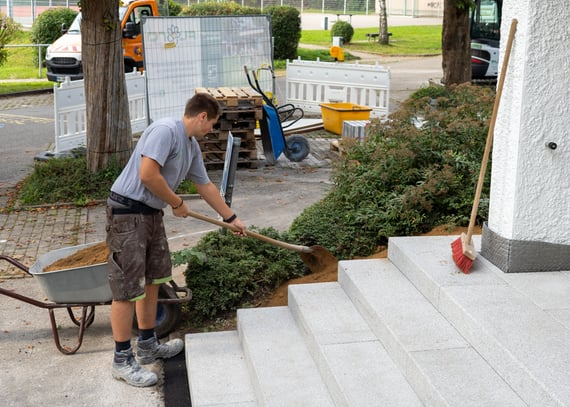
[0,13,21,67]
[180,1,261,16]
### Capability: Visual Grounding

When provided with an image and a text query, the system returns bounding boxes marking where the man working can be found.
[106,93,247,387]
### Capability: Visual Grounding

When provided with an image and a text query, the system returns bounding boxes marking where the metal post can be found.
[219,133,241,234]
[38,45,42,78]
[220,132,241,208]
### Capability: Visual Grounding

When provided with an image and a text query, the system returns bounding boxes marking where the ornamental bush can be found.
[179,227,304,322]
[331,20,354,44]
[265,5,301,60]
[30,7,77,63]
[289,83,495,259]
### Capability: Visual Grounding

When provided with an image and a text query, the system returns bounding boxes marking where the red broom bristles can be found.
[451,232,477,274]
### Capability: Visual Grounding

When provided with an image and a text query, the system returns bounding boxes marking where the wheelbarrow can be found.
[0,242,191,355]
[244,65,311,165]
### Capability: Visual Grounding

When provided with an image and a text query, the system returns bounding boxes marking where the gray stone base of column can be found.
[481,223,570,273]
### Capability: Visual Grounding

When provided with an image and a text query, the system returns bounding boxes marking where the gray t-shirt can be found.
[110,118,210,209]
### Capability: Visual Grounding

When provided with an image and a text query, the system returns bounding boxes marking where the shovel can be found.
[185,209,337,273]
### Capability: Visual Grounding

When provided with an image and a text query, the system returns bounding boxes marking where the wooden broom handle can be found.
[467,19,518,242]
[185,209,313,253]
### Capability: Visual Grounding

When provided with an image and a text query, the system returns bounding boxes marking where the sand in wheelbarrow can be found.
[43,242,109,272]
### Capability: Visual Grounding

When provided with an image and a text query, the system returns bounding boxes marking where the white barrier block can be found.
[286,59,390,119]
[53,71,148,153]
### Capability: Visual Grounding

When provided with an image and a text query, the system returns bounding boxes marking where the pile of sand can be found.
[43,242,109,272]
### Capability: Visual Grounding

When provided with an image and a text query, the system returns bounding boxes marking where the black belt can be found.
[109,191,161,215]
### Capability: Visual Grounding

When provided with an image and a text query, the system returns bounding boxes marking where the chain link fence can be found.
[1,0,442,27]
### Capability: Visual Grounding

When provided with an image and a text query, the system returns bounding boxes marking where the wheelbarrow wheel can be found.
[284,135,310,162]
[132,284,182,339]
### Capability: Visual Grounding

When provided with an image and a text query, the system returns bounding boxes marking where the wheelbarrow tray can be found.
[29,242,112,303]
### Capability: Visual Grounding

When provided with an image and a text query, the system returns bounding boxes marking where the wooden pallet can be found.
[207,128,256,141]
[195,86,263,167]
[195,87,263,108]
[216,114,259,132]
[200,137,257,165]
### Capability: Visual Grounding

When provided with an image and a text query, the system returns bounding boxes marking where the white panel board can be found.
[142,16,273,123]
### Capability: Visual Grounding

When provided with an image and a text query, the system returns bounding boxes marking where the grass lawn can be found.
[301,25,442,56]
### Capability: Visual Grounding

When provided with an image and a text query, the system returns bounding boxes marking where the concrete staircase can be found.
[185,235,570,406]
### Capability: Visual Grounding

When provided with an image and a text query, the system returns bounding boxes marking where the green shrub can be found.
[331,20,354,44]
[265,5,300,60]
[290,83,495,259]
[30,7,77,63]
[180,1,260,16]
[167,0,183,16]
[0,13,21,67]
[178,227,305,322]
[17,155,122,206]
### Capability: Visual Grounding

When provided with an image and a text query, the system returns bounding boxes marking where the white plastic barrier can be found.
[53,71,148,153]
[286,59,391,119]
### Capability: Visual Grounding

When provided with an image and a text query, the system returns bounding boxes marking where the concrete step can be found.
[237,306,335,406]
[185,235,570,406]
[339,258,525,406]
[288,282,423,406]
[185,330,257,406]
[388,235,570,406]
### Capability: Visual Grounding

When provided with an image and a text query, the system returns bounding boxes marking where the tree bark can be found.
[81,0,132,173]
[442,0,472,86]
[377,0,389,45]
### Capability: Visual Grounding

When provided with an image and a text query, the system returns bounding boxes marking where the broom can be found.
[452,18,517,273]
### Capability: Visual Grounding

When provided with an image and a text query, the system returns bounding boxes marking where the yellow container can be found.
[320,103,372,135]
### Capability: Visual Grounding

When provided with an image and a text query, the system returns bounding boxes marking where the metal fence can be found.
[1,0,442,27]
[4,43,50,77]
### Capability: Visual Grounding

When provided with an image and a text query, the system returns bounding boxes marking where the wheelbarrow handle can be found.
[243,65,273,107]
[0,254,32,276]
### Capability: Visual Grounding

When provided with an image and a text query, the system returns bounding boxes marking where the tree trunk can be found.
[377,0,389,45]
[81,0,132,173]
[442,0,472,86]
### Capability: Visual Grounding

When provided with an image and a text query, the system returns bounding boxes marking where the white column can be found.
[482,0,570,272]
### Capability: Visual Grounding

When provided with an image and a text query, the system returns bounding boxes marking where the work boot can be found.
[112,347,158,387]
[136,335,184,365]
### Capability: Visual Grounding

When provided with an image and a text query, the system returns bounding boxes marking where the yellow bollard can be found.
[329,46,344,62]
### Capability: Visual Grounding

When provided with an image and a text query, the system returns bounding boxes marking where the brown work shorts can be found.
[105,207,172,301]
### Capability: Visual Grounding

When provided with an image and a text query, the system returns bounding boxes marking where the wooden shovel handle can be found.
[467,19,517,242]
[185,209,313,253]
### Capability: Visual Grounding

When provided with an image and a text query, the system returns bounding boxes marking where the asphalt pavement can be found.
[0,46,443,406]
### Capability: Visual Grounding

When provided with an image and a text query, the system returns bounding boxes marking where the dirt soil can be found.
[262,225,480,307]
